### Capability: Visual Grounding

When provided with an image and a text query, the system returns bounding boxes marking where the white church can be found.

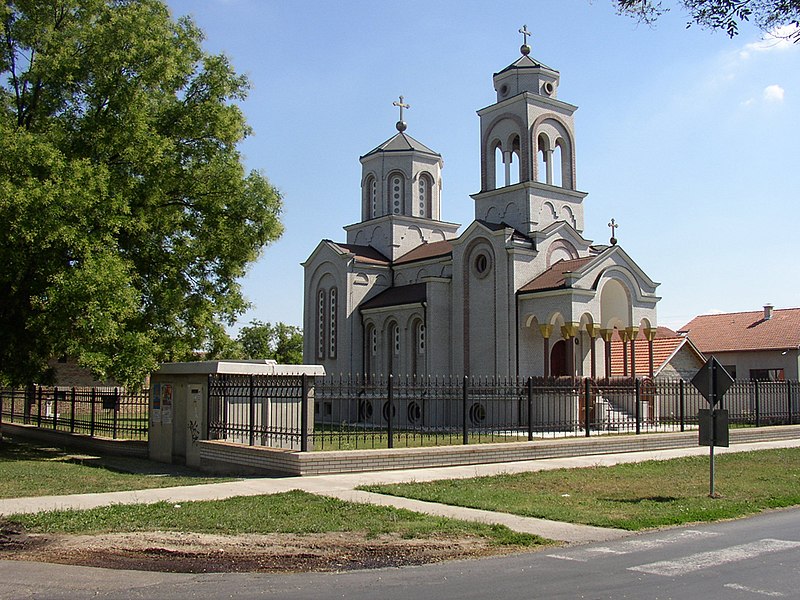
[303,31,661,380]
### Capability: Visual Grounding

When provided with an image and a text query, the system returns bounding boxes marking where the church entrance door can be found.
[550,340,569,377]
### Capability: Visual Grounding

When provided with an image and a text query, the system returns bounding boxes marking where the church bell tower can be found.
[471,26,588,236]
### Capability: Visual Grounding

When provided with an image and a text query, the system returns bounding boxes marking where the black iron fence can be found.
[0,385,149,441]
[204,374,800,452]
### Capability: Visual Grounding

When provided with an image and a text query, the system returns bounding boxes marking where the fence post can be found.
[635,378,641,435]
[52,387,58,430]
[527,377,533,441]
[112,388,119,439]
[36,385,43,427]
[754,380,760,427]
[679,379,685,432]
[248,374,256,447]
[387,375,394,449]
[584,378,591,437]
[90,388,96,437]
[788,380,794,425]
[70,388,76,433]
[462,376,469,445]
[301,374,309,452]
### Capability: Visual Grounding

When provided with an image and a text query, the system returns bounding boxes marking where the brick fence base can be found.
[1,423,148,459]
[198,425,800,477]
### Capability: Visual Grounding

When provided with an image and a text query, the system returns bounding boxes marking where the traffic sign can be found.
[691,357,734,405]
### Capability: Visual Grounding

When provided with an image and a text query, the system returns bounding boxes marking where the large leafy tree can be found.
[0,1,283,388]
[236,321,303,365]
[615,1,800,40]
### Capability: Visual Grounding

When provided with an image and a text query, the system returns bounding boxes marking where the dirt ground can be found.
[0,520,527,573]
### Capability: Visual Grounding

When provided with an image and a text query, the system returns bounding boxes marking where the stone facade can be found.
[303,41,661,378]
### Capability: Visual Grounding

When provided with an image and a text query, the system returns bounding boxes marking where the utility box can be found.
[149,361,325,468]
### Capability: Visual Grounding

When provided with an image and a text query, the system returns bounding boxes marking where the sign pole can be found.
[709,358,716,498]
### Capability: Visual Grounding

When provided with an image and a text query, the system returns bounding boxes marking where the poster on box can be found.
[151,383,162,424]
[161,383,173,425]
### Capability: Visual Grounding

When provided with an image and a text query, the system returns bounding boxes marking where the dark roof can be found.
[679,307,800,353]
[360,283,426,311]
[517,257,595,293]
[495,54,557,76]
[395,240,453,265]
[361,132,440,159]
[475,220,530,243]
[329,242,390,266]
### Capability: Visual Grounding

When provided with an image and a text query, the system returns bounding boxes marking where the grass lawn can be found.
[361,447,800,531]
[0,437,232,498]
[6,490,547,548]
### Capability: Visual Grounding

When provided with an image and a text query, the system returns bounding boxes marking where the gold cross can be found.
[608,218,619,245]
[519,25,531,46]
[393,95,410,122]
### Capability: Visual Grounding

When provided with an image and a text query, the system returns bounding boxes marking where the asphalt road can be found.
[3,507,800,599]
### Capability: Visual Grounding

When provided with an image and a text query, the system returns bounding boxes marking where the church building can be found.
[303,30,661,379]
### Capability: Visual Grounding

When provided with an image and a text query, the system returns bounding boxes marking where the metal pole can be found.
[113,388,119,439]
[788,380,794,425]
[462,376,469,445]
[635,378,641,435]
[754,379,761,427]
[584,378,591,437]
[679,379,685,432]
[248,374,255,447]
[301,374,309,452]
[36,385,43,427]
[53,387,59,430]
[387,375,394,449]
[90,388,96,437]
[709,359,716,498]
[70,388,76,433]
[527,377,533,441]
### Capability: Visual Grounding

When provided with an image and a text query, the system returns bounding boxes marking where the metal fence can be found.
[0,385,149,441]
[311,376,800,450]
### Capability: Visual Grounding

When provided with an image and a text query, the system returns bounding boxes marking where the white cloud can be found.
[763,84,785,102]
[740,24,799,58]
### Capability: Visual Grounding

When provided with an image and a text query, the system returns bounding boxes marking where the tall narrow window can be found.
[393,323,400,355]
[390,173,404,215]
[328,287,337,359]
[417,175,431,218]
[316,289,326,360]
[365,324,376,377]
[369,176,378,218]
[416,322,425,354]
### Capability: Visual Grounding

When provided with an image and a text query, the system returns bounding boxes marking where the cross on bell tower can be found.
[393,95,410,132]
[519,24,531,56]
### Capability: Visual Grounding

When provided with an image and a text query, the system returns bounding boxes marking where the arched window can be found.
[328,287,337,359]
[553,142,563,188]
[365,175,378,219]
[416,321,426,354]
[316,289,326,360]
[365,323,377,376]
[387,321,400,375]
[495,145,505,189]
[537,133,549,184]
[417,174,432,218]
[389,173,404,215]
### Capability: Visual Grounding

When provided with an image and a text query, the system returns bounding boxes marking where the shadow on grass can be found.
[601,496,679,504]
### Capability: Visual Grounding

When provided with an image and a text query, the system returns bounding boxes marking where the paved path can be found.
[2,438,799,543]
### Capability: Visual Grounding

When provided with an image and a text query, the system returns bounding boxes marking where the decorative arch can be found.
[531,113,576,189]
[545,239,579,268]
[416,172,434,218]
[481,113,530,190]
[599,277,632,330]
[363,173,378,219]
[387,170,406,215]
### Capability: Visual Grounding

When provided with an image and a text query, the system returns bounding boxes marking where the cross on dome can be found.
[519,25,531,55]
[393,95,410,132]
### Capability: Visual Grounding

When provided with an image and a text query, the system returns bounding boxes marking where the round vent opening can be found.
[543,81,555,96]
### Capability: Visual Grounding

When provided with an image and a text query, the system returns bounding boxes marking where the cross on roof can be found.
[608,218,619,245]
[519,25,531,46]
[393,95,410,121]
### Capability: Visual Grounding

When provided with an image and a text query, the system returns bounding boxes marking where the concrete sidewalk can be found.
[2,438,798,543]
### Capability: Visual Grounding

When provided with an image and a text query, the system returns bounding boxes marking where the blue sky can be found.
[166,0,800,332]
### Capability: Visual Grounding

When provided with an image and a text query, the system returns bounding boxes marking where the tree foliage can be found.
[614,0,800,40]
[236,321,304,365]
[0,1,283,387]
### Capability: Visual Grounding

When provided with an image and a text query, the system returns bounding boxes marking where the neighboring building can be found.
[679,305,800,381]
[609,327,705,380]
[303,33,662,379]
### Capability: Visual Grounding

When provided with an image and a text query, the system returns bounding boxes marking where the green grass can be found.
[361,448,800,531]
[7,490,547,548]
[0,437,232,498]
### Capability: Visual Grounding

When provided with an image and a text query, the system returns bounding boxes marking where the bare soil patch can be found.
[0,522,524,573]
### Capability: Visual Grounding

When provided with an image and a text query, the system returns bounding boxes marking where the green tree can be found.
[614,0,800,40]
[0,0,283,388]
[237,321,304,365]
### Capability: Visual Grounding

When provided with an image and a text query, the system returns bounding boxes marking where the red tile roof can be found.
[518,257,595,293]
[679,308,800,353]
[609,336,698,377]
[395,240,453,265]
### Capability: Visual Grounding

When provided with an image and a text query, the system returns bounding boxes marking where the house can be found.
[303,32,662,379]
[679,305,800,380]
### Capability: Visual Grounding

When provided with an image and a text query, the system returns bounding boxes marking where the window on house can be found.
[390,173,404,214]
[749,368,784,381]
[328,287,337,359]
[723,365,737,379]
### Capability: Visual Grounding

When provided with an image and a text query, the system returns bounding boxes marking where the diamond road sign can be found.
[691,356,735,406]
